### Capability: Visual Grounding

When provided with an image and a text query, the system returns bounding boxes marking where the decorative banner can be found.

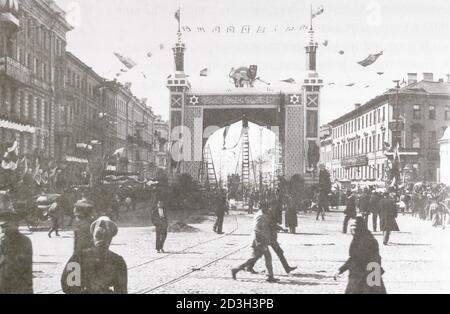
[357,51,383,67]
[200,68,208,77]
[281,78,296,84]
[180,24,310,34]
[113,52,137,69]
[338,50,345,55]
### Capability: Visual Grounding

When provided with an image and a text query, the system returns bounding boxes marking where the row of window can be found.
[334,164,386,181]
[333,133,386,159]
[413,104,450,120]
[0,88,49,127]
[333,106,387,139]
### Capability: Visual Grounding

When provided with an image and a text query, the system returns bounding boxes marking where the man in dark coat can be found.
[334,216,387,294]
[369,191,381,232]
[151,200,169,253]
[61,216,127,294]
[213,190,227,234]
[285,195,298,234]
[343,191,357,233]
[358,189,371,228]
[73,198,94,254]
[378,192,399,245]
[0,193,33,294]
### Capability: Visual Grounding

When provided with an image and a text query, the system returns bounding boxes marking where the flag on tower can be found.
[200,68,208,77]
[312,5,324,18]
[175,8,180,23]
[357,51,383,67]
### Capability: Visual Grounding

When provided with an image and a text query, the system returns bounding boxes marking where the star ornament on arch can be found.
[290,94,300,105]
[190,95,199,106]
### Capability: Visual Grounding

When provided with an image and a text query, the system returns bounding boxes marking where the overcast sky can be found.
[54,0,450,124]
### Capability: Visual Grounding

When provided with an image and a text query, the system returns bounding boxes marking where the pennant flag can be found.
[200,68,208,77]
[281,78,296,84]
[175,8,180,23]
[146,52,152,58]
[312,5,324,18]
[116,73,121,77]
[338,50,345,55]
[120,69,127,73]
[113,52,137,69]
[141,72,147,79]
[327,82,335,85]
[357,51,383,67]
[346,83,355,87]
[167,74,172,79]
[322,40,328,47]
[376,72,384,75]
[112,147,125,157]
[1,140,18,170]
[364,85,370,88]
[159,44,164,50]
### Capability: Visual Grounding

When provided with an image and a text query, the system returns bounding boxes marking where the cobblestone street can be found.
[30,210,450,294]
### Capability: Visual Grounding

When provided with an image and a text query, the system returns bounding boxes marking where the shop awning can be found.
[0,118,35,133]
[65,155,88,164]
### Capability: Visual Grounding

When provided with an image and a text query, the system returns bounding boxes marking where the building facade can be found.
[154,115,169,173]
[439,127,450,185]
[328,73,450,183]
[319,124,332,172]
[0,0,71,161]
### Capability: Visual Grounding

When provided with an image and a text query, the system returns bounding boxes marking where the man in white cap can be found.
[0,191,33,294]
[61,216,127,294]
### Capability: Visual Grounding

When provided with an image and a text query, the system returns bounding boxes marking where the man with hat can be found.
[73,197,94,254]
[231,202,278,283]
[61,216,127,294]
[0,191,33,294]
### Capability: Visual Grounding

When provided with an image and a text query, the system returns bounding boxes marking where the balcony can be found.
[0,12,19,30]
[0,57,31,86]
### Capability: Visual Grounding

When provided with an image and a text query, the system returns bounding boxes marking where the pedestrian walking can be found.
[151,201,169,253]
[334,216,387,294]
[213,189,227,234]
[46,201,60,238]
[316,190,327,221]
[369,191,381,232]
[73,198,94,254]
[358,189,371,227]
[285,195,298,234]
[343,190,357,233]
[61,216,127,294]
[231,203,278,282]
[0,192,33,294]
[378,192,399,245]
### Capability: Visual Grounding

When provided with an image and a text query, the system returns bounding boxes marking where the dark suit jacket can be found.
[0,232,33,294]
[151,208,169,228]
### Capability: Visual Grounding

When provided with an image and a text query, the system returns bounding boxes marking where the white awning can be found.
[65,155,88,164]
[0,118,35,133]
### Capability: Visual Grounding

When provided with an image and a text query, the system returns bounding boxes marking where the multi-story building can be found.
[319,124,332,172]
[0,0,72,160]
[55,51,105,163]
[328,73,450,183]
[154,115,169,173]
